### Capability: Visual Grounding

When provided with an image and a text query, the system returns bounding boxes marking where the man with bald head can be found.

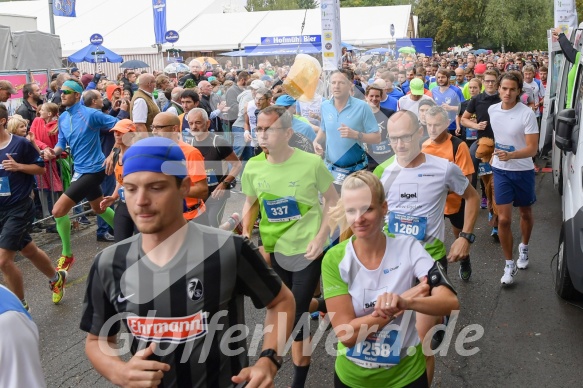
[454,67,467,88]
[130,73,160,132]
[151,112,209,225]
[178,59,208,87]
[197,80,225,132]
[187,108,241,227]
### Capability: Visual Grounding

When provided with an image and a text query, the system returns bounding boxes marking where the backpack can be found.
[450,134,463,163]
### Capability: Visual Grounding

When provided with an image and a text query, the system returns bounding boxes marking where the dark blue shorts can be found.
[492,167,536,207]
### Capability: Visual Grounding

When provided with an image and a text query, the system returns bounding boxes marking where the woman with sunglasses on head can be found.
[322,171,459,388]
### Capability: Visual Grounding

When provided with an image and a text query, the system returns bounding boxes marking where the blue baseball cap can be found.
[275,95,296,107]
[122,137,187,178]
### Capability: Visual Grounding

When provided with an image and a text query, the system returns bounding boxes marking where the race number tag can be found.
[205,168,218,186]
[0,176,11,196]
[118,186,125,203]
[388,212,427,240]
[466,129,478,141]
[371,140,392,155]
[330,166,350,185]
[263,197,301,223]
[495,142,516,152]
[345,329,401,369]
[478,162,493,176]
[71,172,82,182]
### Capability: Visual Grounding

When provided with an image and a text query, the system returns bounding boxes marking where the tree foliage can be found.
[339,0,409,6]
[416,0,552,52]
[245,0,318,11]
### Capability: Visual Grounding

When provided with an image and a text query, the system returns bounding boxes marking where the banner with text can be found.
[554,0,578,33]
[320,0,342,71]
[53,0,76,17]
[153,0,167,44]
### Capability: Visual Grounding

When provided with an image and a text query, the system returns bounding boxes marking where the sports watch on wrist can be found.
[459,232,476,243]
[259,349,282,370]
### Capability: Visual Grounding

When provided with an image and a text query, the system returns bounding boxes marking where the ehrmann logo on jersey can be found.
[127,311,208,344]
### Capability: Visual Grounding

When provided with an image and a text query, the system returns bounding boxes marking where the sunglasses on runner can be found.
[59,89,76,95]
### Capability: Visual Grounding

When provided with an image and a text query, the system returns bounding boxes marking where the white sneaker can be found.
[500,263,518,285]
[517,244,529,269]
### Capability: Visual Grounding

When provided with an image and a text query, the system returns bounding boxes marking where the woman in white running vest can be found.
[322,171,459,388]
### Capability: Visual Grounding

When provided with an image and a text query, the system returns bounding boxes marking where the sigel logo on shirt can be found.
[399,184,418,201]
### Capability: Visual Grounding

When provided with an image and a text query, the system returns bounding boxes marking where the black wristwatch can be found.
[259,349,282,370]
[459,232,476,244]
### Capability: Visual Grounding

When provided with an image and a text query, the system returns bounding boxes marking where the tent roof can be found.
[173,5,413,51]
[0,1,413,55]
[0,0,228,55]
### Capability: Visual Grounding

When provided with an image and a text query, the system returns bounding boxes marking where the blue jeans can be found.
[231,126,254,161]
[96,173,116,236]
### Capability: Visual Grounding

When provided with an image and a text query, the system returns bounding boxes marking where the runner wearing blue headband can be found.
[42,78,119,277]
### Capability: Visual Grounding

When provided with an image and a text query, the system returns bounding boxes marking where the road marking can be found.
[65,274,88,288]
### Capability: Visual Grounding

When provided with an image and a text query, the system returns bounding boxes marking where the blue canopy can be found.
[244,43,321,56]
[68,44,123,63]
[220,50,247,57]
[342,42,357,51]
[364,47,390,55]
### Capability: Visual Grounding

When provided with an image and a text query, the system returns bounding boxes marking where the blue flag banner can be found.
[152,0,167,45]
[53,0,76,17]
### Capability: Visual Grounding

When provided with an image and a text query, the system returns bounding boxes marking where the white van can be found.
[540,27,583,299]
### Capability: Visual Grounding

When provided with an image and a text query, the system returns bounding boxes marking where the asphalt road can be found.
[3,171,583,388]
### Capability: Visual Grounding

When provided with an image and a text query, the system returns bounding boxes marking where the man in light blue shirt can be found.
[313,70,380,189]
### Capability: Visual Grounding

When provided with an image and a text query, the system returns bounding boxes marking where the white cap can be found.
[250,79,266,89]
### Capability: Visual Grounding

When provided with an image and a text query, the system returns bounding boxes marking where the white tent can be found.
[0,1,414,54]
[0,0,236,55]
[0,1,415,74]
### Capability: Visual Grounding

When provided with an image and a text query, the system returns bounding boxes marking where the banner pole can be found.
[48,0,55,34]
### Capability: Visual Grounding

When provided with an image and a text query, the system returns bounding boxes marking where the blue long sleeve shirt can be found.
[57,102,118,174]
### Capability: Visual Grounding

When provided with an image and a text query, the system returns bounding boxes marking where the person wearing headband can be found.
[42,79,119,276]
[81,136,294,387]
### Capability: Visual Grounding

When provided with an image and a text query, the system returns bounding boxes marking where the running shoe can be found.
[77,216,91,225]
[50,270,67,304]
[430,316,449,350]
[56,255,75,272]
[21,299,30,312]
[517,243,529,269]
[459,257,472,281]
[491,227,499,242]
[229,213,243,235]
[480,196,487,209]
[500,262,517,285]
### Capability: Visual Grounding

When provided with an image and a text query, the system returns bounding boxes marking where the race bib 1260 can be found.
[388,212,427,240]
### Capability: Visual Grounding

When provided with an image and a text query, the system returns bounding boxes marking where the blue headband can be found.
[62,80,83,93]
[122,137,187,179]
